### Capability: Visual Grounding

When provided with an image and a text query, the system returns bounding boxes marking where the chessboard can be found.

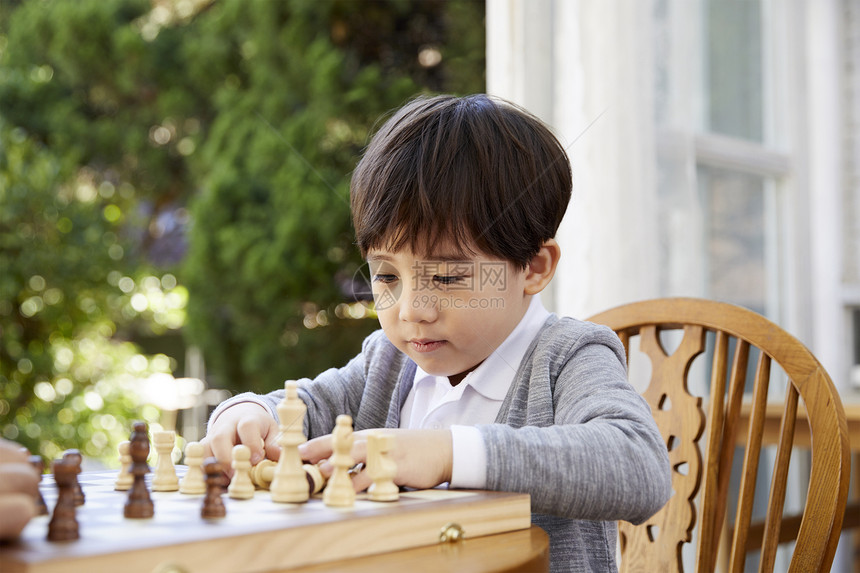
[0,469,531,573]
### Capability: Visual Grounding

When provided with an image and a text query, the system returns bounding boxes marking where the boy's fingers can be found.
[199,438,214,458]
[236,420,267,466]
[262,421,281,462]
[298,434,333,464]
[204,432,236,467]
[351,471,373,493]
[316,459,333,479]
[349,438,368,465]
[0,494,36,539]
[0,465,39,496]
[0,440,30,464]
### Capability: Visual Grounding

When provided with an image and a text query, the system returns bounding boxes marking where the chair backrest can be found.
[587,298,850,573]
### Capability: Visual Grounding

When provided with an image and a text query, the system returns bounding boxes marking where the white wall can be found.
[487,0,660,319]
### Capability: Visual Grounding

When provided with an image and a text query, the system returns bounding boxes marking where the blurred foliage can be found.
[182,0,484,391]
[0,118,177,463]
[0,0,484,464]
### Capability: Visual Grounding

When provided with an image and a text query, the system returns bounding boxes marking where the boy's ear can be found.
[524,239,561,295]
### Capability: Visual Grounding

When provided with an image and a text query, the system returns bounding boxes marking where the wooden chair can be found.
[587,298,850,573]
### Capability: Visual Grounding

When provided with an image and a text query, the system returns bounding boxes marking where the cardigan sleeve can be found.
[480,321,672,524]
[256,329,408,439]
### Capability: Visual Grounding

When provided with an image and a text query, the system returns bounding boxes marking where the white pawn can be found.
[250,459,277,490]
[323,415,355,508]
[152,430,179,492]
[270,381,309,503]
[228,444,255,500]
[367,431,398,502]
[179,441,206,495]
[114,441,133,491]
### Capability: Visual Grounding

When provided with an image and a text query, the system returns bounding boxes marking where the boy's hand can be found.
[299,429,453,492]
[0,439,39,539]
[201,402,280,473]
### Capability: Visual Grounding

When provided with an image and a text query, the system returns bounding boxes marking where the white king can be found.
[270,381,309,503]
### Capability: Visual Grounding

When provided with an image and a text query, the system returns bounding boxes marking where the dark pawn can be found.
[28,455,49,515]
[124,421,154,519]
[62,449,85,506]
[202,458,227,519]
[47,458,80,541]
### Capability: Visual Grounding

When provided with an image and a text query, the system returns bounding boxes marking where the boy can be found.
[202,94,671,572]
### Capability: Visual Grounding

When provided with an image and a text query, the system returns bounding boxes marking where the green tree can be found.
[0,115,178,462]
[181,0,485,391]
[0,0,485,461]
[0,0,194,462]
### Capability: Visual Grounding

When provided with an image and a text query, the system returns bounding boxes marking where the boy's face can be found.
[367,245,531,386]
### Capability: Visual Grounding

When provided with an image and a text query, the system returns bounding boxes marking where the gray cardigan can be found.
[242,315,671,572]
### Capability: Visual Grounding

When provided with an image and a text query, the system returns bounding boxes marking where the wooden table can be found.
[736,401,860,450]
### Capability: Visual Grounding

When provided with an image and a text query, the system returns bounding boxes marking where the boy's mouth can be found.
[409,339,446,353]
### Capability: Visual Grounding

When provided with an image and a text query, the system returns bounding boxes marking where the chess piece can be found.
[228,444,254,499]
[124,421,154,518]
[202,458,227,518]
[322,415,355,507]
[367,431,399,502]
[47,458,80,541]
[63,449,85,506]
[250,459,277,489]
[304,463,326,495]
[152,430,179,492]
[250,459,326,495]
[28,455,49,515]
[270,381,309,503]
[179,441,206,495]
[115,441,133,491]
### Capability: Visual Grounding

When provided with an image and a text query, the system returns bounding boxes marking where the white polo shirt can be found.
[399,295,551,488]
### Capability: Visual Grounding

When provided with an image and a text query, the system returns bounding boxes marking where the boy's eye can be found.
[433,275,467,286]
[373,274,398,285]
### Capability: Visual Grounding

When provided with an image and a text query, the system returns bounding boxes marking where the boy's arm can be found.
[202,330,400,469]
[296,330,405,437]
[480,337,672,524]
[202,356,369,469]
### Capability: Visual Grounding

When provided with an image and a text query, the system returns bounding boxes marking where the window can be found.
[702,0,764,142]
[655,0,790,321]
[699,166,771,314]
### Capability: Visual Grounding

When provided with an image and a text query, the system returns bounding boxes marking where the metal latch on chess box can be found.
[439,522,465,543]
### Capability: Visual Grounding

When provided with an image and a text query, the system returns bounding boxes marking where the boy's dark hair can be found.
[350,94,572,269]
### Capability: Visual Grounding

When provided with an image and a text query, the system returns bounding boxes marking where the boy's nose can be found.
[398,286,438,323]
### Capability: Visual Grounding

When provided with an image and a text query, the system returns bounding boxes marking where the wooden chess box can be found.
[0,470,531,573]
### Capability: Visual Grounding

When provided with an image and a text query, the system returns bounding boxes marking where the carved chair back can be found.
[588,298,849,572]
